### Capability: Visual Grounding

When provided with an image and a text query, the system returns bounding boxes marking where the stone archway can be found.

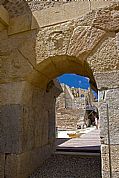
[0,1,119,178]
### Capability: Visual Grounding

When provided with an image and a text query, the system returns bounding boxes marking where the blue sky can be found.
[58,74,90,89]
[57,74,98,98]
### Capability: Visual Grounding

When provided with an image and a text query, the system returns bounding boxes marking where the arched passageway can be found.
[0,1,119,178]
[28,55,97,92]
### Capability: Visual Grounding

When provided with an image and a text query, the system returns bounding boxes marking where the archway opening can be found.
[55,73,100,153]
[28,55,101,178]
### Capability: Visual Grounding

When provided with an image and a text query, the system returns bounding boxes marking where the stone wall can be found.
[98,88,119,178]
[0,1,119,178]
[56,108,77,130]
[1,80,60,178]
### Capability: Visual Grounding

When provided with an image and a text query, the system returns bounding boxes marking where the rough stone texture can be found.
[0,104,23,153]
[0,5,9,26]
[32,1,112,28]
[0,2,119,178]
[5,144,54,178]
[56,108,81,130]
[36,21,74,63]
[101,144,119,177]
[0,154,5,178]
[87,34,119,73]
[0,81,33,105]
[1,0,31,18]
[93,3,119,32]
[94,71,119,90]
[0,80,60,154]
[99,88,119,145]
[0,30,38,84]
[68,26,106,57]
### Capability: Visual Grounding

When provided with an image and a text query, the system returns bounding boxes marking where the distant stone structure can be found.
[56,83,96,130]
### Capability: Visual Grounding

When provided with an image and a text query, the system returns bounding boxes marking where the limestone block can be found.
[0,154,5,178]
[116,32,119,54]
[8,14,31,35]
[48,100,56,143]
[87,35,119,73]
[0,22,5,31]
[102,171,111,178]
[13,83,56,152]
[28,70,49,89]
[36,21,74,63]
[0,104,22,153]
[0,5,9,26]
[67,26,106,57]
[36,58,60,81]
[0,81,33,105]
[112,172,119,178]
[20,104,49,151]
[1,80,56,153]
[31,14,39,30]
[32,1,90,28]
[93,4,119,32]
[74,10,96,27]
[46,55,90,79]
[94,71,119,90]
[0,29,37,69]
[98,101,108,142]
[8,13,39,35]
[101,144,119,173]
[5,144,54,178]
[32,1,111,28]
[0,49,34,84]
[99,88,119,145]
[0,29,8,40]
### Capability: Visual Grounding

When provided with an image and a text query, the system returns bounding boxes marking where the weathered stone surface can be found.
[93,3,119,32]
[101,144,119,173]
[87,35,119,73]
[116,32,119,54]
[0,29,7,40]
[0,81,33,105]
[0,30,38,84]
[94,71,119,90]
[1,0,31,18]
[5,144,54,178]
[74,10,96,27]
[0,5,9,26]
[0,104,22,153]
[36,21,74,63]
[99,88,119,145]
[35,58,60,81]
[0,22,5,32]
[68,26,106,57]
[8,14,38,35]
[0,49,34,83]
[27,70,49,89]
[102,171,111,178]
[31,0,111,28]
[0,154,5,178]
[1,80,60,154]
[0,2,119,178]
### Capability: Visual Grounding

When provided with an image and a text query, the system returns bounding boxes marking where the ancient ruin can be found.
[0,0,119,178]
[56,83,97,130]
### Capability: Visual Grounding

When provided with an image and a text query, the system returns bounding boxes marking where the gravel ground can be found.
[30,154,101,178]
